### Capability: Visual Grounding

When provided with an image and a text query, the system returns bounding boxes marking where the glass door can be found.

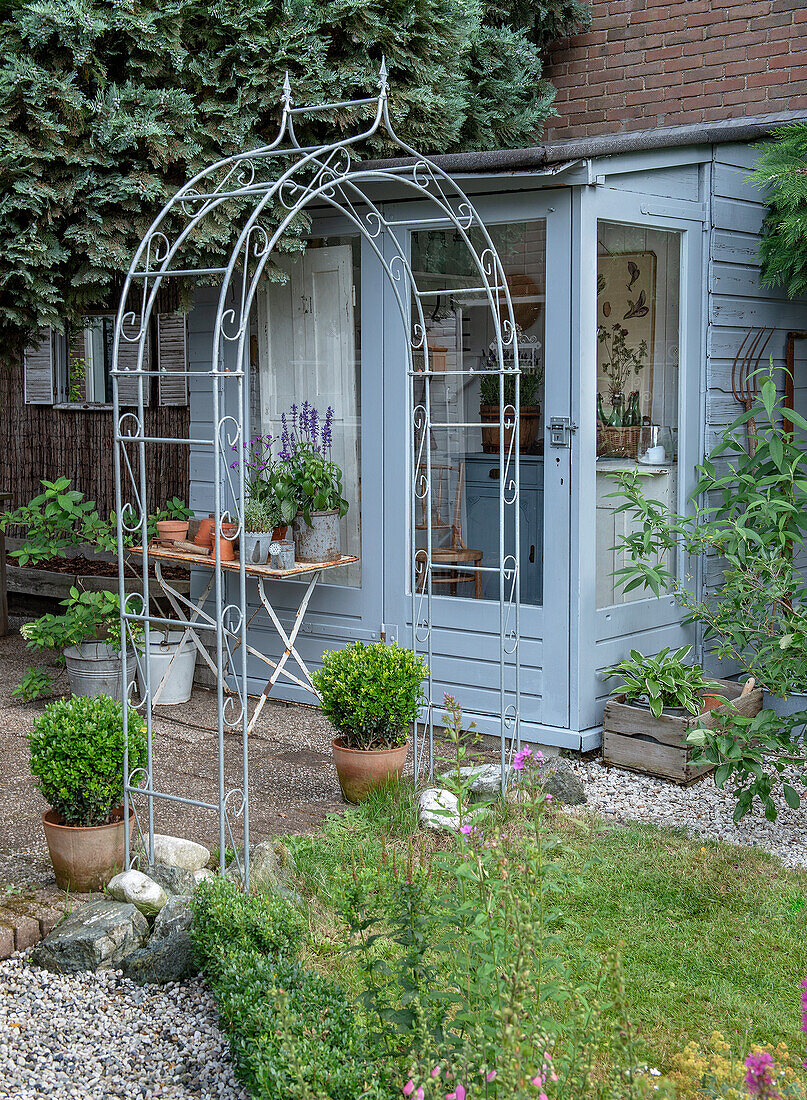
[382,192,573,738]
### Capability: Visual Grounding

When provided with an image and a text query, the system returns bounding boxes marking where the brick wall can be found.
[543,0,807,141]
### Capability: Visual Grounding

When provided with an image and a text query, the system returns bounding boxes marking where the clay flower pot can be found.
[331,738,409,803]
[156,519,189,548]
[42,808,132,892]
[217,522,239,562]
[272,525,288,542]
[194,516,215,549]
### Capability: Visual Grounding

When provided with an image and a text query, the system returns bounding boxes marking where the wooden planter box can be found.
[602,678,763,784]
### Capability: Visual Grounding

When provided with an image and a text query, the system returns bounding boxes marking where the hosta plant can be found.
[603,645,722,719]
[29,694,147,826]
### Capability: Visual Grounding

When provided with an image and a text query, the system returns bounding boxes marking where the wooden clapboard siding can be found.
[0,354,189,515]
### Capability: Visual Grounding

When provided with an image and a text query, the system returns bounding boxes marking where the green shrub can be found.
[28,694,147,826]
[312,641,428,750]
[602,645,723,719]
[191,877,390,1100]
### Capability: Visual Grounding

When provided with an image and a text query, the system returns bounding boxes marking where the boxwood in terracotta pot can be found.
[312,641,427,803]
[29,694,147,891]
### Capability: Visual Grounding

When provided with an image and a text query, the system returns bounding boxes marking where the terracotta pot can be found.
[194,516,215,549]
[42,808,131,892]
[215,522,238,562]
[700,695,723,714]
[272,525,288,541]
[480,404,540,454]
[156,519,189,548]
[331,738,409,803]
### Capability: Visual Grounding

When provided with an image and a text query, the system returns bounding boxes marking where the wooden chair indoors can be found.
[415,463,483,598]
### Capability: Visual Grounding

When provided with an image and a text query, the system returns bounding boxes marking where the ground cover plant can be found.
[194,724,807,1098]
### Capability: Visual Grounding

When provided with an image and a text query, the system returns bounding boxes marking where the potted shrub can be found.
[312,641,428,802]
[16,587,141,701]
[30,694,147,891]
[603,646,723,719]
[479,370,541,454]
[278,403,349,563]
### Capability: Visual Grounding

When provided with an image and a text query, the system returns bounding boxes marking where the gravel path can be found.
[0,956,247,1100]
[565,756,807,870]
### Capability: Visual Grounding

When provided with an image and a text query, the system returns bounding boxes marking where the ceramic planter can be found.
[242,530,273,566]
[293,509,341,564]
[331,738,409,803]
[156,519,189,547]
[42,808,131,892]
[480,404,540,454]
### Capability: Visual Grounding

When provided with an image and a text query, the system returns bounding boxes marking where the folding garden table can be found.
[129,544,358,730]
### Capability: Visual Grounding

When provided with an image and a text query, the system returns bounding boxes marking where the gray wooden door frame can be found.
[380,190,575,743]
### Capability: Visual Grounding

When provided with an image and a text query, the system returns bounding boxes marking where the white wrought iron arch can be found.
[113,65,523,888]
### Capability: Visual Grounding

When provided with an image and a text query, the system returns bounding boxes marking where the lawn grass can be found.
[288,787,807,1074]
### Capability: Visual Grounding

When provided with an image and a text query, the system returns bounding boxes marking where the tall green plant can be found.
[753,123,807,299]
[0,0,590,362]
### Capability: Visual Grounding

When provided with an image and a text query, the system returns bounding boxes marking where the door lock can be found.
[549,416,577,447]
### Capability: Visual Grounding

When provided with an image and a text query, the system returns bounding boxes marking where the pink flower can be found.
[403,1082,415,1097]
[801,976,807,1033]
[416,1090,424,1100]
[446,1087,466,1100]
[460,824,473,836]
[431,1066,441,1078]
[513,746,532,770]
[545,793,553,802]
[485,1069,497,1081]
[744,1051,779,1099]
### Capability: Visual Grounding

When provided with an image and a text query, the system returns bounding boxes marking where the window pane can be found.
[595,221,681,609]
[256,236,361,586]
[410,222,546,605]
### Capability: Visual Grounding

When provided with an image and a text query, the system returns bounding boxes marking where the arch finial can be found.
[378,56,389,95]
[281,71,292,110]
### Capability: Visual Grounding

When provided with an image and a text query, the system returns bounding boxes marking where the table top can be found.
[129,543,358,579]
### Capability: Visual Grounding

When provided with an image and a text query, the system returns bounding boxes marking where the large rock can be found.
[249,841,297,896]
[418,788,460,831]
[542,761,586,806]
[107,870,168,917]
[142,835,210,873]
[120,929,197,985]
[152,895,193,941]
[193,869,215,889]
[441,764,512,802]
[139,862,197,898]
[31,900,148,974]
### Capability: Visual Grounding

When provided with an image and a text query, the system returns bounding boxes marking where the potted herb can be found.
[242,496,279,566]
[229,433,297,542]
[30,694,147,891]
[312,641,427,802]
[278,404,349,563]
[479,370,542,454]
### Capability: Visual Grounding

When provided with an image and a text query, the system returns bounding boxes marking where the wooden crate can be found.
[602,678,763,785]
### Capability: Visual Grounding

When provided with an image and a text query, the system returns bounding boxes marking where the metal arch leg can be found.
[247,571,322,735]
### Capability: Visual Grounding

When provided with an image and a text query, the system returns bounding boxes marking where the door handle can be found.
[488,468,499,480]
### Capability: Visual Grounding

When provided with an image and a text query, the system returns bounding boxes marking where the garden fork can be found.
[731,327,774,455]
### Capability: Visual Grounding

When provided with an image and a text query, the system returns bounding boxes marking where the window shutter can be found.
[157,313,188,406]
[23,329,54,404]
[116,317,151,407]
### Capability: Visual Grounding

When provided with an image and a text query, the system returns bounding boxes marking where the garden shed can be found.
[162,116,802,752]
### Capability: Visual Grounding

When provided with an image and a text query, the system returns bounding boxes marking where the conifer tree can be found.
[0,0,589,361]
[753,123,807,300]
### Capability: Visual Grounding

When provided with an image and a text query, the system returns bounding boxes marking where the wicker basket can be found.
[596,424,640,459]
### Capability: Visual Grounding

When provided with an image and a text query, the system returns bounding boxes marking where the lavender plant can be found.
[278,403,349,526]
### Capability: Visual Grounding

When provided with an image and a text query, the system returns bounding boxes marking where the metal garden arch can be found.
[113,64,523,887]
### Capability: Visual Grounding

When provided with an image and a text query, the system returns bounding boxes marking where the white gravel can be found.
[565,756,807,870]
[0,956,248,1100]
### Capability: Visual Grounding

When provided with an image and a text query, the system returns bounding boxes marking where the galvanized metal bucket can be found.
[242,531,273,566]
[293,509,341,563]
[64,642,131,700]
[144,631,197,705]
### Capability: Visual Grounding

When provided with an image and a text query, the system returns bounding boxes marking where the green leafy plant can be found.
[68,355,87,402]
[279,404,349,525]
[0,478,118,564]
[603,646,722,719]
[479,369,541,407]
[17,587,142,700]
[611,368,807,699]
[148,496,193,542]
[753,122,807,300]
[312,641,427,750]
[28,694,147,826]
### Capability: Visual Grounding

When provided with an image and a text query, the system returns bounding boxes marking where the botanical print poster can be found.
[597,251,657,417]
